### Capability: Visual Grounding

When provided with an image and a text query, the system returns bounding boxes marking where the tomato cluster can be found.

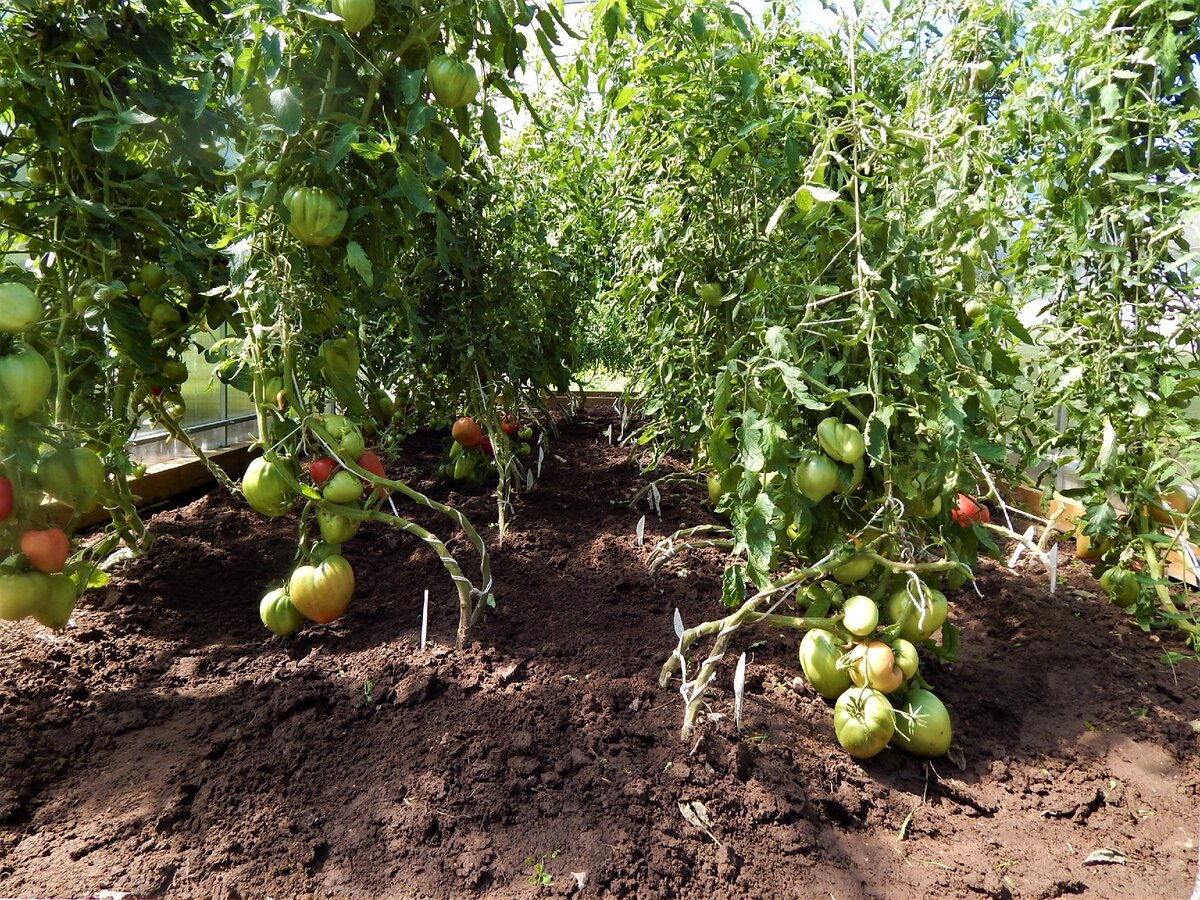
[796,580,953,759]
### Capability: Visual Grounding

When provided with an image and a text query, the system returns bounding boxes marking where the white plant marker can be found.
[1008,525,1036,568]
[636,515,646,547]
[537,445,545,479]
[733,652,747,731]
[650,483,662,517]
[673,608,684,639]
[420,589,429,650]
[606,424,613,445]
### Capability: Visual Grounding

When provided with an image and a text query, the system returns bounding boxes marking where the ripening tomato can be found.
[355,450,389,497]
[307,456,336,486]
[20,527,71,574]
[847,642,903,693]
[501,415,520,438]
[0,474,13,521]
[452,416,483,448]
[950,493,990,527]
[289,554,355,624]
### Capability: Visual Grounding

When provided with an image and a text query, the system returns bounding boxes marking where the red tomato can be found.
[20,527,70,574]
[950,493,990,527]
[451,416,483,448]
[0,475,12,521]
[480,435,494,459]
[356,450,389,497]
[501,414,520,437]
[307,456,336,485]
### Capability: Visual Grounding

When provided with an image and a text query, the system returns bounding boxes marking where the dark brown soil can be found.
[2,408,1199,900]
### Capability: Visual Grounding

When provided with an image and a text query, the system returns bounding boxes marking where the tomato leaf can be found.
[481,104,502,156]
[344,241,373,288]
[720,563,746,608]
[269,87,301,136]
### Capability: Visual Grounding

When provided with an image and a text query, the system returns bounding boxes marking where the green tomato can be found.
[426,55,480,108]
[890,689,952,757]
[816,418,865,464]
[798,628,853,700]
[312,413,365,460]
[242,456,295,517]
[962,297,988,321]
[368,390,394,422]
[793,454,839,503]
[833,686,896,759]
[32,573,77,629]
[322,470,364,505]
[697,281,724,307]
[832,554,874,585]
[317,508,361,544]
[37,446,106,513]
[452,453,476,482]
[282,187,347,247]
[0,344,53,418]
[289,553,354,624]
[886,581,949,642]
[150,302,181,326]
[842,595,879,637]
[1099,567,1139,608]
[0,282,42,333]
[332,0,375,31]
[890,639,920,680]
[161,359,188,383]
[0,571,49,621]
[517,426,533,442]
[139,262,167,290]
[259,587,307,636]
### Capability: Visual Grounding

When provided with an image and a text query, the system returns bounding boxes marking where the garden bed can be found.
[2,409,1198,899]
